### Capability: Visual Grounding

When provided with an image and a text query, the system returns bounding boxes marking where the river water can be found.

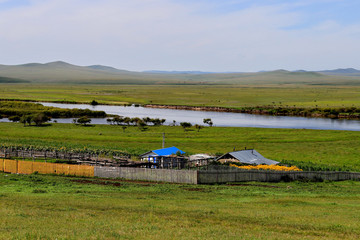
[32,102,360,131]
[1,102,360,131]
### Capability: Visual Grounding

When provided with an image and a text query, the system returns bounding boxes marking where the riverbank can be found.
[1,98,360,120]
[144,104,360,120]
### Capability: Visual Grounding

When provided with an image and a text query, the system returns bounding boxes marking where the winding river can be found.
[23,102,360,131]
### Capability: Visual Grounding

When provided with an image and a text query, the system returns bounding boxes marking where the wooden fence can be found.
[0,148,131,167]
[2,158,360,184]
[197,169,360,184]
[0,159,94,177]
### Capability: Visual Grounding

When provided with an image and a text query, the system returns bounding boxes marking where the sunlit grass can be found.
[1,122,360,171]
[1,173,360,239]
[2,83,360,108]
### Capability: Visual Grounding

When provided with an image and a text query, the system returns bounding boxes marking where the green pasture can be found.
[2,83,360,108]
[1,173,360,239]
[1,122,360,171]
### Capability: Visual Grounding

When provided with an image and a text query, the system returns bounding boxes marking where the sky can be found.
[0,0,360,72]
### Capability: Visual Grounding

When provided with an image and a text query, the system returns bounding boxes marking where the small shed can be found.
[216,149,279,165]
[189,154,215,167]
[140,146,186,169]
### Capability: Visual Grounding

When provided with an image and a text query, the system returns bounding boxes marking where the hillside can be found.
[0,61,360,85]
[318,68,360,76]
[0,76,29,83]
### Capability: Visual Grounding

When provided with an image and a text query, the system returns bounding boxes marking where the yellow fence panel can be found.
[54,163,70,175]
[0,159,4,172]
[1,159,94,177]
[34,162,57,174]
[4,159,17,173]
[68,165,94,177]
[17,160,34,175]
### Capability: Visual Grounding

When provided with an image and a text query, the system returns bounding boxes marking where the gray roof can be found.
[217,149,279,165]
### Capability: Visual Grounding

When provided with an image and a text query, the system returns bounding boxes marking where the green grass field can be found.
[2,83,360,108]
[1,172,360,239]
[1,80,360,239]
[1,122,360,171]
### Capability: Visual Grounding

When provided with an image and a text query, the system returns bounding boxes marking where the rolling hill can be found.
[0,61,360,85]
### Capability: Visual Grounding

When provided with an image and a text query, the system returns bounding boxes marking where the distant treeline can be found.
[238,106,360,119]
[0,101,106,118]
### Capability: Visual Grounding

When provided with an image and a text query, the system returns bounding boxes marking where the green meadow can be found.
[1,80,360,239]
[1,122,360,171]
[1,173,360,240]
[2,83,360,108]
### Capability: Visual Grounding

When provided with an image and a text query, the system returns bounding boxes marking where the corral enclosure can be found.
[2,159,360,184]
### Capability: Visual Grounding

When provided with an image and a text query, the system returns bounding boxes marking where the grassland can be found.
[2,83,360,109]
[1,122,360,171]
[1,172,360,239]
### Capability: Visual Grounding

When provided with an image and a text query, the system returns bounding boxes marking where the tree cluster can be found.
[12,113,51,126]
[73,116,92,126]
[106,116,166,126]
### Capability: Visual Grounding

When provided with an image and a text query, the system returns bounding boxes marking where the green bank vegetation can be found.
[1,122,360,171]
[2,84,360,118]
[0,101,106,119]
[1,173,360,239]
[2,84,360,108]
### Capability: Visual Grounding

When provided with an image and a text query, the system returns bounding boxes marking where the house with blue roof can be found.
[140,146,186,168]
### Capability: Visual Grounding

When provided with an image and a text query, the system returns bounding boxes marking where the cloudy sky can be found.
[0,0,359,72]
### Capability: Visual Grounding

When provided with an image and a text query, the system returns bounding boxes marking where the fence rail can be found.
[2,159,360,184]
[0,148,132,167]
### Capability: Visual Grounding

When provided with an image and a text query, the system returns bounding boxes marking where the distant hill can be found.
[317,68,360,76]
[143,70,217,74]
[0,76,29,83]
[0,61,360,85]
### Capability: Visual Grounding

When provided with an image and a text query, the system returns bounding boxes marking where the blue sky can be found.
[0,0,359,71]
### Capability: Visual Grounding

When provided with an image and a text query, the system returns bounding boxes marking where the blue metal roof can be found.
[152,146,185,156]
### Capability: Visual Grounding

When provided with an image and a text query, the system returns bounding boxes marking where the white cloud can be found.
[0,0,359,71]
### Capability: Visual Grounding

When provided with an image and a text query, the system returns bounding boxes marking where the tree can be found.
[142,117,151,125]
[76,116,91,126]
[113,116,124,125]
[90,100,98,106]
[151,118,161,126]
[137,120,148,131]
[20,115,33,127]
[106,118,114,125]
[123,117,131,126]
[180,122,192,131]
[32,113,51,126]
[203,118,213,127]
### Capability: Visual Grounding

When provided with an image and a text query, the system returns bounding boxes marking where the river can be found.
[1,102,360,131]
[33,102,360,131]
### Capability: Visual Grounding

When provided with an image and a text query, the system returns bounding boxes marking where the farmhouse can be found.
[217,149,279,165]
[140,146,186,168]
